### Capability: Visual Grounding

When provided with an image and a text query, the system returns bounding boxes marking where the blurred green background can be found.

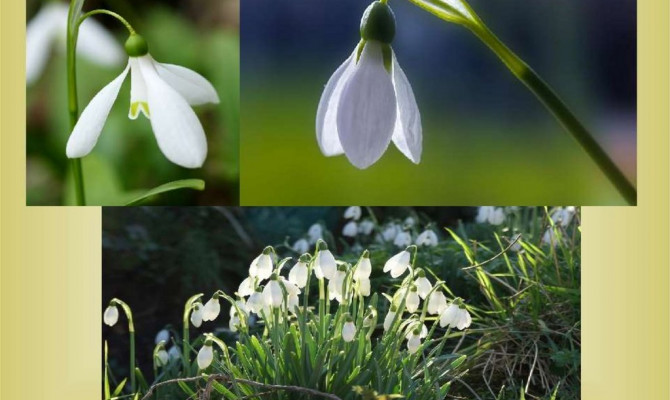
[240,0,636,205]
[26,0,239,205]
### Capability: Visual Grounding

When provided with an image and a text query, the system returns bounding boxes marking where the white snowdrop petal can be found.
[238,276,255,297]
[406,291,420,313]
[103,305,119,326]
[26,4,62,85]
[407,334,421,354]
[138,56,207,168]
[344,206,362,220]
[128,57,149,119]
[342,321,357,342]
[342,221,358,237]
[66,65,129,158]
[317,250,337,280]
[307,224,323,244]
[292,238,309,254]
[358,278,371,296]
[288,262,308,288]
[155,329,170,345]
[156,63,219,106]
[316,50,357,156]
[354,258,372,281]
[391,52,422,164]
[202,298,221,321]
[336,42,397,169]
[383,310,396,332]
[197,345,213,370]
[190,306,203,327]
[415,277,432,299]
[264,281,283,308]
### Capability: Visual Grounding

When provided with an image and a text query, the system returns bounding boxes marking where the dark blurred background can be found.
[26,0,239,205]
[241,0,636,205]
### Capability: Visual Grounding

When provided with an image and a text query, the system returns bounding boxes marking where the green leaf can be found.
[177,380,196,397]
[449,355,467,369]
[104,341,111,400]
[112,378,127,397]
[125,179,205,206]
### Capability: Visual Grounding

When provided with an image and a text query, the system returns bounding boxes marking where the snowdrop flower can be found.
[190,302,203,327]
[263,275,283,308]
[383,306,398,332]
[427,290,447,315]
[416,230,438,247]
[356,278,371,296]
[393,231,412,248]
[542,227,560,247]
[249,247,274,281]
[551,206,576,227]
[328,266,347,303]
[246,288,265,315]
[292,238,309,254]
[307,224,323,244]
[383,249,411,278]
[406,329,423,354]
[413,269,432,299]
[313,242,337,280]
[155,329,170,345]
[405,322,428,339]
[202,295,221,322]
[363,308,378,328]
[439,302,472,330]
[287,293,300,313]
[288,255,310,288]
[26,2,124,85]
[342,221,358,237]
[353,251,372,281]
[197,342,214,370]
[359,220,375,235]
[342,317,357,342]
[476,207,505,225]
[237,276,255,297]
[344,206,362,220]
[382,223,399,242]
[316,1,421,169]
[167,346,181,361]
[229,314,241,332]
[66,34,219,168]
[404,217,416,228]
[405,286,420,313]
[155,345,169,367]
[103,304,119,326]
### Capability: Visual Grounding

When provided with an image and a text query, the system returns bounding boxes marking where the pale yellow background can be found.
[1,1,669,400]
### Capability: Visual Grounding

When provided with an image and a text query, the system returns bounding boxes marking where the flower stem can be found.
[66,1,85,205]
[78,9,136,34]
[405,0,637,204]
[112,298,136,394]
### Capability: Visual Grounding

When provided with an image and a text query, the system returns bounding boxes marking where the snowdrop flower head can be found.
[167,345,181,361]
[381,223,399,242]
[103,304,119,326]
[190,302,204,327]
[476,207,505,225]
[27,3,124,85]
[427,290,447,315]
[288,255,310,288]
[383,249,411,278]
[342,221,358,237]
[292,238,309,254]
[314,241,337,280]
[383,305,398,332]
[229,314,241,332]
[155,329,170,345]
[249,247,274,281]
[358,220,375,235]
[439,300,472,330]
[343,206,362,220]
[551,206,576,227]
[328,265,348,303]
[246,288,265,315]
[263,275,284,308]
[65,33,219,168]
[353,250,372,281]
[413,269,432,299]
[405,285,420,313]
[356,277,371,297]
[342,316,357,342]
[307,223,323,244]
[393,230,412,248]
[155,342,169,367]
[404,216,416,228]
[316,1,422,169]
[202,295,221,322]
[197,340,214,370]
[416,229,438,247]
[406,329,422,354]
[237,276,255,297]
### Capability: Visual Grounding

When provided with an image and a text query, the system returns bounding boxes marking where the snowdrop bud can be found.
[263,276,284,308]
[359,220,375,235]
[249,248,274,281]
[439,302,472,330]
[406,286,420,313]
[246,288,265,314]
[288,260,309,288]
[393,231,412,248]
[360,1,396,44]
[383,250,411,278]
[307,224,323,244]
[413,269,432,299]
[416,230,438,247]
[190,303,204,327]
[315,242,337,280]
[155,329,170,345]
[357,278,371,297]
[344,206,362,220]
[342,317,357,342]
[155,346,169,367]
[197,342,214,370]
[202,295,221,322]
[237,276,255,297]
[427,290,447,315]
[168,346,181,361]
[124,34,149,57]
[354,251,372,281]
[103,304,119,326]
[342,221,358,237]
[383,306,398,332]
[292,238,309,254]
[406,330,422,354]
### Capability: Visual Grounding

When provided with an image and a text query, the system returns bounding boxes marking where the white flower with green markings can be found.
[383,249,411,278]
[197,342,214,370]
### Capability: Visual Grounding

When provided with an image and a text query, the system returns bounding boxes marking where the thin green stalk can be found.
[111,298,136,394]
[405,0,637,205]
[66,1,85,205]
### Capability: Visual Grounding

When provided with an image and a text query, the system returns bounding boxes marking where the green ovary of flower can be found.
[124,34,149,57]
[360,1,396,44]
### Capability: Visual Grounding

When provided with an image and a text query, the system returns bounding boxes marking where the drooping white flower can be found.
[167,346,181,361]
[393,231,412,248]
[155,348,169,367]
[328,268,347,303]
[316,2,421,169]
[287,293,300,313]
[439,303,472,330]
[263,278,284,308]
[197,343,213,370]
[358,220,375,235]
[405,322,428,339]
[279,276,301,298]
[307,224,323,244]
[237,276,255,297]
[229,314,241,332]
[246,289,265,315]
[416,230,438,247]
[342,320,357,342]
[202,296,221,322]
[427,290,447,315]
[314,247,337,280]
[383,308,397,332]
[249,250,274,281]
[190,303,204,327]
[354,252,372,281]
[542,227,560,247]
[292,238,310,254]
[155,329,170,345]
[26,3,124,85]
[551,206,576,227]
[382,223,399,242]
[342,221,358,237]
[344,206,362,220]
[356,278,371,296]
[476,207,505,225]
[383,250,411,278]
[414,274,432,299]
[405,286,420,313]
[406,332,422,354]
[103,305,119,326]
[65,34,219,168]
[404,217,416,227]
[288,260,309,288]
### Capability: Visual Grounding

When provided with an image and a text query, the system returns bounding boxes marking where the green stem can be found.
[66,1,85,205]
[112,298,136,394]
[406,0,637,205]
[78,9,135,34]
